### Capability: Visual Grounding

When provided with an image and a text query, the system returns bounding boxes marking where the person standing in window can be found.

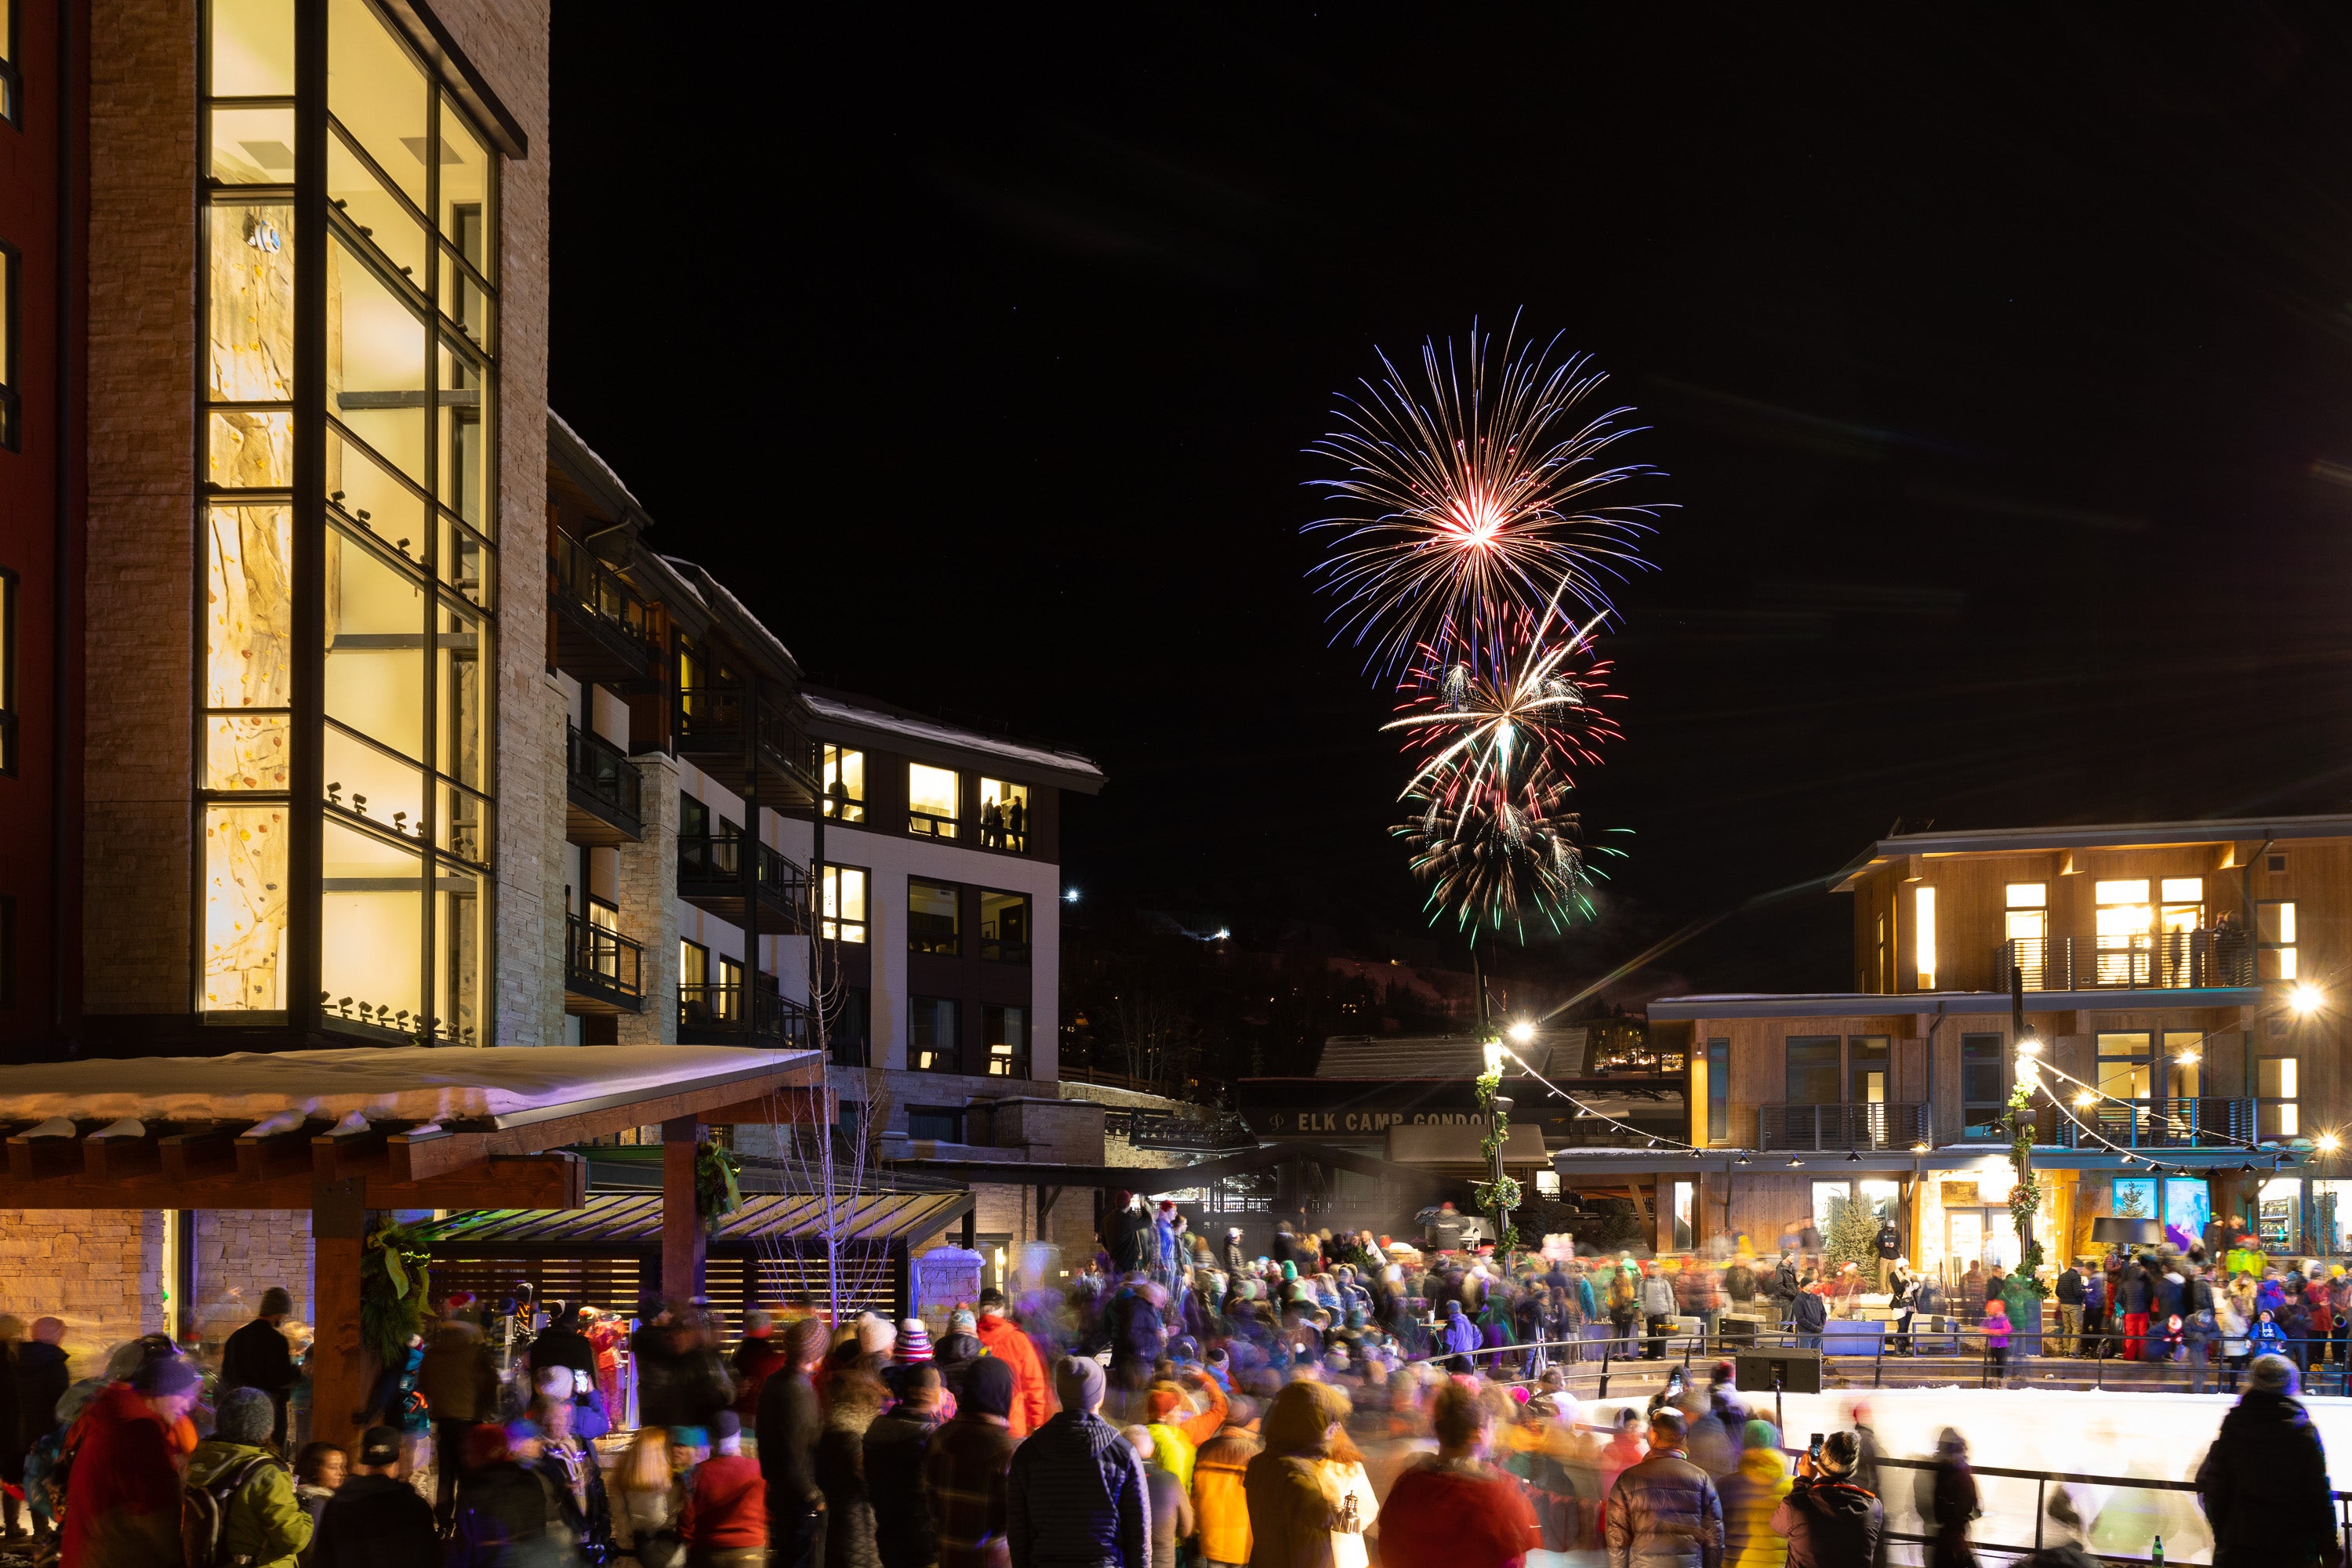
[1006,796,1025,848]
[981,797,1003,849]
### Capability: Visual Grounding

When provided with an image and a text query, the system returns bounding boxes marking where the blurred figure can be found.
[759,1316,831,1568]
[681,1411,768,1568]
[1378,1381,1537,1568]
[221,1286,301,1450]
[1927,1429,1977,1568]
[817,1367,887,1568]
[311,1424,439,1568]
[928,1358,1019,1568]
[1243,1381,1352,1568]
[419,1308,501,1534]
[1719,1420,1790,1567]
[1190,1392,1260,1568]
[61,1353,199,1568]
[1007,1357,1147,1568]
[2194,1353,2339,1568]
[612,1428,688,1568]
[865,1365,944,1568]
[1122,1425,1190,1568]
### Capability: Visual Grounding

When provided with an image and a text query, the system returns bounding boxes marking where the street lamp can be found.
[1508,1020,1536,1046]
[2292,982,2325,1017]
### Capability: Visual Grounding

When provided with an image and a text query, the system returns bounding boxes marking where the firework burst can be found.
[1305,316,1666,677]
[1396,758,1621,941]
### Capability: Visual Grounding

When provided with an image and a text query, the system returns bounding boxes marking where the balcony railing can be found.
[1996,931,2252,992]
[565,724,643,842]
[2055,1095,2258,1150]
[564,915,644,1014]
[675,687,820,797]
[1758,1102,1928,1151]
[677,982,813,1049]
[903,808,1030,854]
[549,534,654,683]
[677,834,811,933]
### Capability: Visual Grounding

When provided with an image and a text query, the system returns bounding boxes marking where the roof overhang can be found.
[804,688,1105,793]
[1550,1146,2289,1178]
[1645,989,2258,1022]
[1830,814,2352,892]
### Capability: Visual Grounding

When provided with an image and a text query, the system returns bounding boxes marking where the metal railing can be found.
[1998,930,2252,992]
[673,687,819,782]
[676,833,811,911]
[565,724,642,832]
[1758,1101,1927,1150]
[550,533,651,645]
[677,982,812,1048]
[908,807,960,840]
[2056,1095,2258,1149]
[564,915,644,1007]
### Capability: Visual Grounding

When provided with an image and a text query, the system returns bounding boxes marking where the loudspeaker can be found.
[1733,1346,1824,1394]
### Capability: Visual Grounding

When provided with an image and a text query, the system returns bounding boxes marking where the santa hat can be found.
[898,1318,934,1362]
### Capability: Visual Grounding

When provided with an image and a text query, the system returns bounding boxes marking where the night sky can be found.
[549,9,2352,1000]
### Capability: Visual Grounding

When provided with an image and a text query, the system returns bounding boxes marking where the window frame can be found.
[977,775,1030,852]
[977,887,1031,964]
[906,760,962,840]
[909,995,960,1073]
[1960,1032,2009,1138]
[0,0,18,128]
[822,742,865,824]
[820,862,869,944]
[907,876,961,956]
[2257,898,2299,980]
[0,241,19,452]
[1784,1035,1839,1105]
[983,1002,1027,1079]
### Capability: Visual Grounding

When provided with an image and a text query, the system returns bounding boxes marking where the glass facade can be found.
[199,0,500,1039]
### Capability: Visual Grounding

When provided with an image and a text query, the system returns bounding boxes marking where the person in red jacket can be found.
[681,1411,768,1568]
[732,1312,789,1421]
[61,1356,202,1568]
[1380,1382,1541,1568]
[973,1290,1050,1439]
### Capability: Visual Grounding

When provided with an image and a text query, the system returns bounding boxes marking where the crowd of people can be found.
[13,1209,2351,1568]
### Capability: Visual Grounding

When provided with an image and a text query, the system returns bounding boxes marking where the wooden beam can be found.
[662,1116,706,1303]
[387,1127,488,1185]
[0,1151,590,1210]
[697,1086,834,1127]
[85,1129,161,1181]
[472,1062,829,1156]
[313,1123,393,1183]
[8,1125,80,1181]
[162,1125,238,1183]
[238,1123,321,1182]
[310,1178,374,1454]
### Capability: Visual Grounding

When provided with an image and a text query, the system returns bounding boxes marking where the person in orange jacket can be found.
[1140,1367,1228,1491]
[1189,1395,1260,1568]
[972,1290,1050,1439]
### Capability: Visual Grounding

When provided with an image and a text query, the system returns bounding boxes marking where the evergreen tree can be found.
[1824,1196,1883,1272]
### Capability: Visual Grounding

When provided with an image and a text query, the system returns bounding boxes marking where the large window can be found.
[1848,1036,1889,1103]
[199,0,501,1039]
[2095,880,2153,985]
[2005,884,2046,987]
[1707,1038,1729,1142]
[978,890,1030,962]
[909,996,959,1073]
[979,777,1029,851]
[821,865,868,943]
[822,744,864,823]
[827,985,869,1067]
[1914,885,1936,989]
[909,879,960,955]
[1785,1037,1838,1105]
[2259,1056,2299,1136]
[909,762,960,839]
[984,1004,1027,1078]
[2258,900,2299,980]
[1961,1033,2007,1139]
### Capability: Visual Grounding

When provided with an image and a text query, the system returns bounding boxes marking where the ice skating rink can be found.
[1572,1383,2352,1566]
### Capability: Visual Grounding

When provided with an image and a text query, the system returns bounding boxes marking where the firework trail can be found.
[1305,315,1665,678]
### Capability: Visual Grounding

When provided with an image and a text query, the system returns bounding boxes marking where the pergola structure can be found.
[0,1044,827,1448]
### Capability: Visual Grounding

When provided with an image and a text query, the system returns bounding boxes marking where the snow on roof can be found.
[0,1044,813,1124]
[547,408,647,517]
[806,691,1103,781]
[658,556,800,675]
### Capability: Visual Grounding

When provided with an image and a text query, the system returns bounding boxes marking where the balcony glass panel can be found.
[201,804,290,1011]
[321,815,422,1027]
[323,526,426,761]
[211,106,296,185]
[326,0,427,209]
[208,204,295,403]
[210,0,293,96]
[205,504,294,709]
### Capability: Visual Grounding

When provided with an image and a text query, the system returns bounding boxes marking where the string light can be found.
[1501,1044,1708,1153]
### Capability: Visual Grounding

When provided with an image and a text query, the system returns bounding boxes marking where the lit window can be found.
[1535,1168,1561,1197]
[2259,900,2298,980]
[2096,1032,2151,1102]
[2260,1057,2299,1136]
[979,777,1029,851]
[0,0,18,122]
[2005,884,2048,988]
[910,996,960,1072]
[978,889,1029,962]
[909,878,960,955]
[984,1004,1026,1078]
[1914,885,1936,989]
[822,744,864,824]
[820,865,868,943]
[1707,1038,1729,1143]
[2161,877,2203,903]
[2096,880,2154,985]
[908,762,960,839]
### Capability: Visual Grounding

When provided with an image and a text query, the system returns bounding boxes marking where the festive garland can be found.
[2006,1081,2049,1298]
[1473,1060,1521,1254]
[358,1218,433,1371]
[696,1139,743,1233]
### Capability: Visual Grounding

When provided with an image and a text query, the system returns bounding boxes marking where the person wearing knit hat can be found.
[858,1312,898,1359]
[1719,1417,1792,1566]
[1140,1367,1228,1492]
[898,1317,935,1363]
[933,1310,984,1401]
[931,1359,1018,1568]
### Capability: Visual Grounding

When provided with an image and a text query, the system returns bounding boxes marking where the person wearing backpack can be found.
[184,1388,314,1568]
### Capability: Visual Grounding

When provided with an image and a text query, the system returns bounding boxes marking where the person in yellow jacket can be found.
[1719,1418,1793,1567]
[1190,1394,1261,1568]
[1142,1366,1228,1492]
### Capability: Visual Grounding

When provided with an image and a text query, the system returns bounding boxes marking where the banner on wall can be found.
[2164,1178,2212,1254]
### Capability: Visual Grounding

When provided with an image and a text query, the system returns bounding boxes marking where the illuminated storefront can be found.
[198,0,502,1040]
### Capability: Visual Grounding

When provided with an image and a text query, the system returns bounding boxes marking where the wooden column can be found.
[310,1177,374,1454]
[662,1116,706,1302]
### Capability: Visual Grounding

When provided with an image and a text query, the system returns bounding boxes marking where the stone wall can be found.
[0,1209,164,1377]
[83,0,197,1012]
[430,0,556,1046]
[189,1210,312,1352]
[616,753,681,1047]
